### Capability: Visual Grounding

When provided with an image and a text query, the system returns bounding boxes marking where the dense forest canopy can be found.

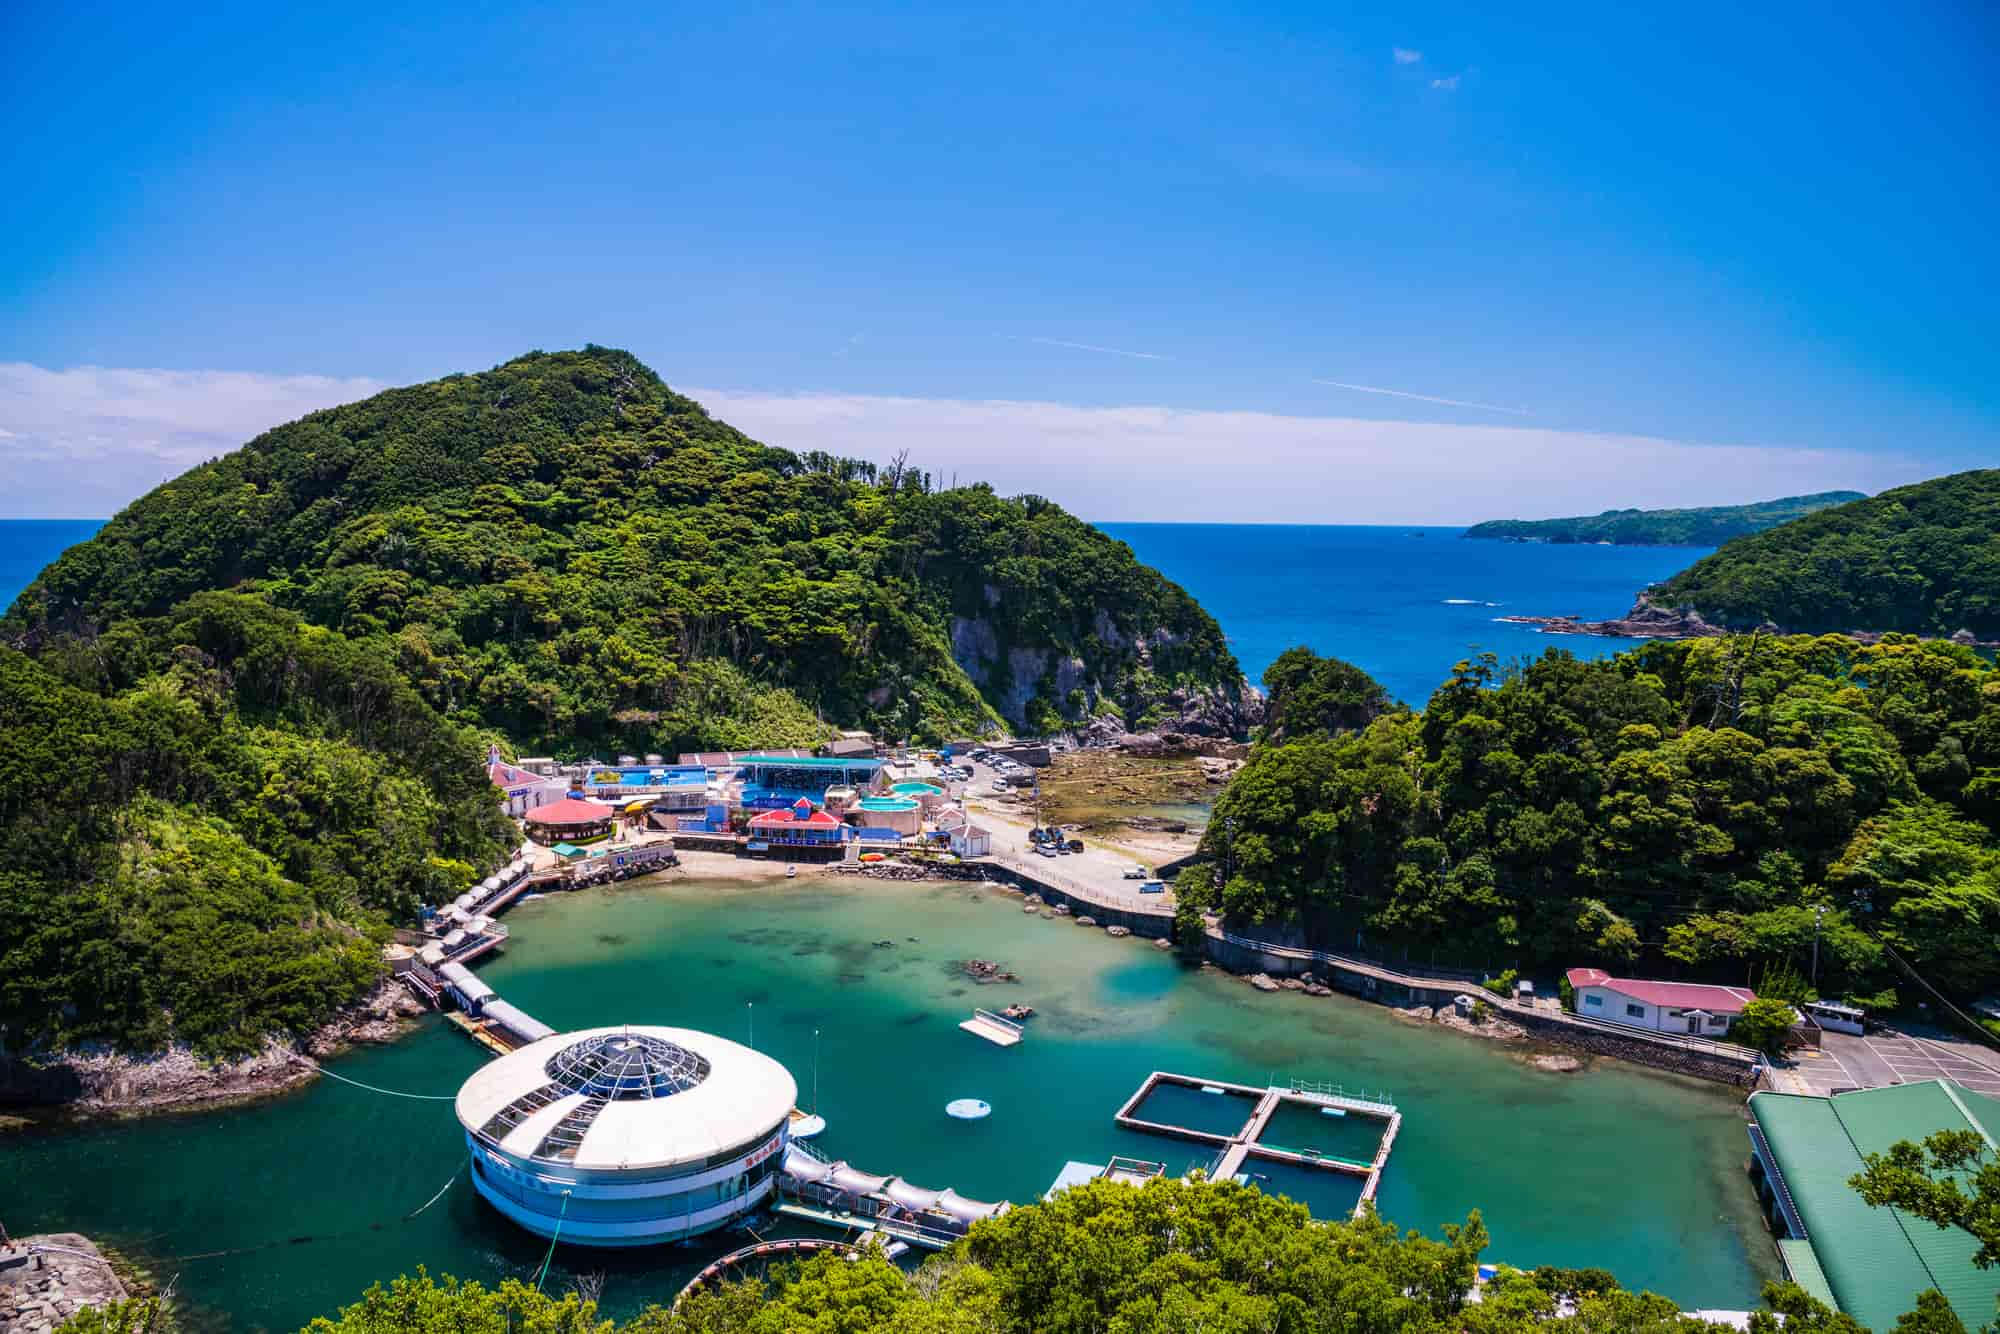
[1464,491,1865,547]
[1195,636,2000,1004]
[1645,470,2000,636]
[270,1179,1900,1334]
[0,593,513,1056]
[6,347,1247,754]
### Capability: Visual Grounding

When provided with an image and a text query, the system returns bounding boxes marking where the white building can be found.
[488,751,569,819]
[1565,969,1757,1036]
[455,1026,797,1246]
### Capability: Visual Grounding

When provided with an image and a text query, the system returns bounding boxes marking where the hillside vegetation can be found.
[1645,470,2000,635]
[1194,637,2000,1003]
[0,594,513,1057]
[277,1179,1879,1334]
[7,347,1247,753]
[1463,491,1864,546]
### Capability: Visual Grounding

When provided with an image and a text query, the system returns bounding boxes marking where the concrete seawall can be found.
[977,861,1759,1087]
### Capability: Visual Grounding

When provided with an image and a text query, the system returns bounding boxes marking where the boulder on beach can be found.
[1531,1054,1584,1073]
[1248,973,1280,992]
[1076,916,1096,927]
[1106,925,1131,938]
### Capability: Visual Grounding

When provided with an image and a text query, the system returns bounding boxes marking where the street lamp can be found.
[1810,905,1826,988]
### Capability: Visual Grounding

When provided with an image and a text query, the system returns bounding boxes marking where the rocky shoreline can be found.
[1494,598,1734,641]
[1499,596,2000,648]
[0,1234,130,1333]
[0,979,427,1120]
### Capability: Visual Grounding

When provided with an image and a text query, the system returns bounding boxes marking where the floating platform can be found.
[959,1009,1023,1047]
[445,1010,516,1056]
[1114,1071,1402,1216]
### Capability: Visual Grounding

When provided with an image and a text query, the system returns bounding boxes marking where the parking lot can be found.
[1775,1026,2000,1097]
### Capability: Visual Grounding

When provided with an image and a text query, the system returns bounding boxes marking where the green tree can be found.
[1729,997,1800,1055]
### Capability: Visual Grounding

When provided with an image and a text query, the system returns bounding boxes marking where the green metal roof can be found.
[1775,1238,1838,1311]
[1750,1080,2000,1332]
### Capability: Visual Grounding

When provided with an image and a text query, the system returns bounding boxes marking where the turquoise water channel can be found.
[1,876,1775,1329]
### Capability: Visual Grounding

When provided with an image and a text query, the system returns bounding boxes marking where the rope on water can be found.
[310,1063,460,1100]
[533,1191,573,1294]
[404,1165,461,1218]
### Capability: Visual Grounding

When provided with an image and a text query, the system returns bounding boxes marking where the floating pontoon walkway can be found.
[776,1140,1009,1249]
[959,1008,1024,1047]
[1115,1071,1403,1216]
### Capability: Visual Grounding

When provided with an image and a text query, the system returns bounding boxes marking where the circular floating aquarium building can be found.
[455,1026,797,1246]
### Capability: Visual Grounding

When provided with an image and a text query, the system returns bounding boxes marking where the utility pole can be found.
[1811,905,1826,988]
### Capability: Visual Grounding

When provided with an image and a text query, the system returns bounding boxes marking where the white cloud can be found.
[0,364,389,517]
[0,364,1921,525]
[686,388,1917,525]
[1394,47,1423,64]
[1431,75,1460,90]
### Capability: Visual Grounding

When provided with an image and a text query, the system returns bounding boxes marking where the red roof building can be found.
[747,803,845,845]
[1565,968,1759,1037]
[523,798,616,845]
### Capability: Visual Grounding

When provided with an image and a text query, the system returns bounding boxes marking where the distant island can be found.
[1463,490,1866,546]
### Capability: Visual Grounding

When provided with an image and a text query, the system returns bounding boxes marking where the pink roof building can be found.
[1565,968,1759,1036]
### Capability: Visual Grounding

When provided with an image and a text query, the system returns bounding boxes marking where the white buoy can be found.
[945,1098,992,1120]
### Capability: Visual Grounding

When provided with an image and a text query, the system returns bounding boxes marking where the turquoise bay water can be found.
[1099,523,1710,705]
[0,523,1760,1326]
[2,877,1774,1329]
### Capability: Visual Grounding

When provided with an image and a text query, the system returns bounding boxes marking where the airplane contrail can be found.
[1311,378,1528,415]
[1015,336,1169,361]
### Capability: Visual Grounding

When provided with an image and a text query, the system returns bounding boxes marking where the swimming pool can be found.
[891,782,944,797]
[857,796,921,811]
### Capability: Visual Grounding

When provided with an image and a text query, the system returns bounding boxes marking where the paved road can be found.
[947,758,1180,916]
[1772,1025,2000,1096]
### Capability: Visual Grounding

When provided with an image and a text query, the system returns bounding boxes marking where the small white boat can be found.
[786,864,798,878]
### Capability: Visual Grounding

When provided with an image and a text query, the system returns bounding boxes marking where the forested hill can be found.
[1642,469,2000,637]
[1192,638,2000,1008]
[1463,491,1864,546]
[6,347,1249,752]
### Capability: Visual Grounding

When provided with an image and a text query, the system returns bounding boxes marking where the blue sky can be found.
[2,0,1994,520]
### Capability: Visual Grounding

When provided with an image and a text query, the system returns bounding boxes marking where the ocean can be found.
[0,520,104,611]
[0,521,1707,707]
[1100,523,1712,706]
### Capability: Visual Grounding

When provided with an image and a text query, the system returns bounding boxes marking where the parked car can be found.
[1139,881,1166,894]
[1035,843,1059,858]
[1066,839,1084,853]
[1122,864,1150,879]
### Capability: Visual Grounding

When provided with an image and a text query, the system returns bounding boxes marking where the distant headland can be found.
[1463,490,1865,546]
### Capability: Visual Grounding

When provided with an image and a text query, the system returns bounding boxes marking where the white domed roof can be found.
[457,1025,796,1171]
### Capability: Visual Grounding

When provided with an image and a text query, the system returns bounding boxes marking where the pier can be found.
[1114,1071,1403,1215]
[959,1008,1024,1047]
